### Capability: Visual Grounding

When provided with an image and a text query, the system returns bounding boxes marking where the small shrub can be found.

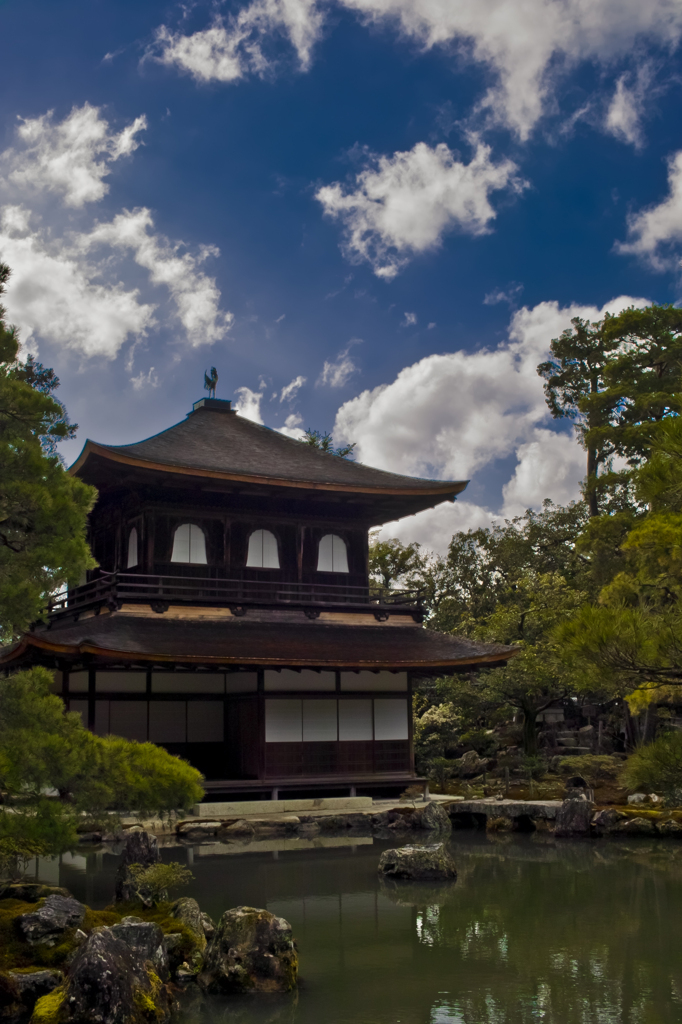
[622,733,682,804]
[427,757,457,790]
[399,785,423,808]
[487,817,512,832]
[558,755,622,786]
[126,862,193,907]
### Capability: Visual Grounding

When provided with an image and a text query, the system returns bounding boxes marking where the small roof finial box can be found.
[192,398,233,413]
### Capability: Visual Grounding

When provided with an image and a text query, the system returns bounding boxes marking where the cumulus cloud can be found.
[152,0,324,82]
[234,385,265,423]
[316,142,525,278]
[280,374,307,401]
[153,0,682,139]
[615,150,682,270]
[318,343,358,387]
[0,105,233,359]
[4,103,146,208]
[80,209,232,346]
[0,206,155,358]
[277,411,307,439]
[337,293,648,552]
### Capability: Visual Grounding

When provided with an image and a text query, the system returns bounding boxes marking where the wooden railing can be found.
[48,572,423,617]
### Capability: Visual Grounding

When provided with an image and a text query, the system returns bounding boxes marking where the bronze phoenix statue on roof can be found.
[204,367,218,398]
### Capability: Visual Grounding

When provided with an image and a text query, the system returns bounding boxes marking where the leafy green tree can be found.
[368,535,424,592]
[0,262,96,640]
[302,428,356,459]
[538,316,621,515]
[0,667,205,863]
[538,304,682,516]
[621,731,682,802]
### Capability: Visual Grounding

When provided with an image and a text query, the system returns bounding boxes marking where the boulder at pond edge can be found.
[198,906,298,995]
[378,843,457,881]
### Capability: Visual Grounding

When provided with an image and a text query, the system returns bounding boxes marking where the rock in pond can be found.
[198,906,298,994]
[31,927,174,1024]
[591,808,623,830]
[418,802,452,833]
[554,798,593,837]
[8,969,62,1013]
[378,843,457,881]
[659,819,682,837]
[109,917,169,979]
[611,816,657,836]
[115,830,160,902]
[169,897,207,952]
[201,912,216,941]
[17,895,86,946]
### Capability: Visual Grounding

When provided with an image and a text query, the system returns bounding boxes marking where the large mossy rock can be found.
[418,802,452,833]
[0,884,71,904]
[610,816,658,836]
[198,907,298,995]
[17,896,86,946]
[169,898,207,953]
[115,831,160,903]
[109,917,169,980]
[378,843,457,881]
[31,928,174,1024]
[554,798,593,837]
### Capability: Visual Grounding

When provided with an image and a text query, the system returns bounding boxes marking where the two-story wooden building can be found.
[1,397,515,799]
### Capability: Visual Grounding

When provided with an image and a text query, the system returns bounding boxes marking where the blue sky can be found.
[2,0,682,549]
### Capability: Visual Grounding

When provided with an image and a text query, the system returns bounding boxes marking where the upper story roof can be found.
[71,398,468,519]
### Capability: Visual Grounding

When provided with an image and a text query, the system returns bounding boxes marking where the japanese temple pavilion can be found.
[1,397,516,799]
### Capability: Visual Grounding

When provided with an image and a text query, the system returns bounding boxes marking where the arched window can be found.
[246,529,280,569]
[171,523,207,564]
[126,526,138,569]
[317,534,349,573]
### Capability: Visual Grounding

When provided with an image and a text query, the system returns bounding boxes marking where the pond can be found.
[35,832,682,1024]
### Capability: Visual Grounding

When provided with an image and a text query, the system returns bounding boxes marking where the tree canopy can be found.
[0,262,96,641]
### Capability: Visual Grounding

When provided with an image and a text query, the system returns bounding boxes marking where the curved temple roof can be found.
[70,398,468,501]
[2,614,517,671]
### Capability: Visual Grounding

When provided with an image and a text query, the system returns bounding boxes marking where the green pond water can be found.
[41,832,682,1024]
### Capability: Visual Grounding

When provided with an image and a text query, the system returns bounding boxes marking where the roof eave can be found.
[70,441,468,500]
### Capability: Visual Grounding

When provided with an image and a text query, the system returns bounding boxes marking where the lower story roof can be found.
[2,614,517,672]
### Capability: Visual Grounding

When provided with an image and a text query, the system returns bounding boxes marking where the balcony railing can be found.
[48,571,424,618]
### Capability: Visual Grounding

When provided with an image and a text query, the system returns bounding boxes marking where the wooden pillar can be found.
[257,668,265,780]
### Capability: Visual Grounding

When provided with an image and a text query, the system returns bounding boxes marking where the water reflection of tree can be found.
[383,837,682,1024]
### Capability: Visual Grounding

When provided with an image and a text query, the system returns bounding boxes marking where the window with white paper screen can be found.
[340,671,407,691]
[188,702,224,742]
[171,524,207,564]
[338,700,373,740]
[110,702,148,741]
[264,669,335,691]
[303,700,337,741]
[68,671,89,693]
[265,700,302,742]
[374,699,408,740]
[96,672,146,692]
[127,527,138,568]
[152,673,224,693]
[246,529,280,568]
[149,702,186,743]
[317,534,349,573]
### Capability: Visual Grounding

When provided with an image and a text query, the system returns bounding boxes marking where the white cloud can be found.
[483,282,523,305]
[604,66,653,148]
[280,374,307,401]
[152,0,324,82]
[78,208,232,346]
[318,343,358,387]
[153,0,682,140]
[316,141,525,278]
[234,385,265,423]
[337,293,648,552]
[0,206,155,358]
[615,150,682,270]
[402,311,417,327]
[278,411,307,439]
[0,105,233,360]
[4,104,146,208]
[130,366,159,391]
[377,501,498,555]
